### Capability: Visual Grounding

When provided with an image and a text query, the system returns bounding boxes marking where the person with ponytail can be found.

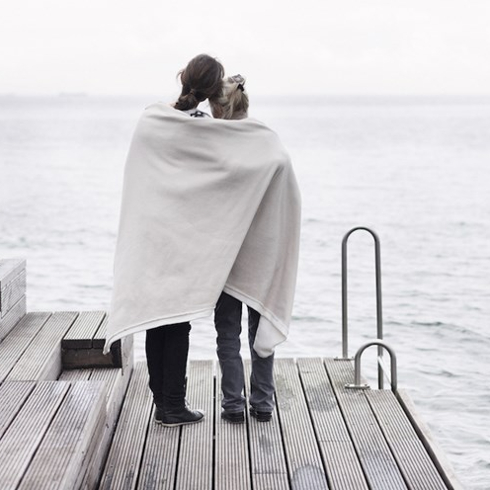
[144,54,224,427]
[173,54,224,116]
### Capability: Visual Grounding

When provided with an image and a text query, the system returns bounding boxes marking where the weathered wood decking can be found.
[95,357,462,490]
[0,258,464,489]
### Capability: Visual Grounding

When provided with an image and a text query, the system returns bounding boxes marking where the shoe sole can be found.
[221,415,245,424]
[155,417,204,427]
[249,411,272,422]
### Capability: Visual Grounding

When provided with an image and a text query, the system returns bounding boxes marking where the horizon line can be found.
[1,92,490,99]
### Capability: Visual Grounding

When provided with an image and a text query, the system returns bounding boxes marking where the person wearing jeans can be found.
[215,292,275,423]
[210,76,276,424]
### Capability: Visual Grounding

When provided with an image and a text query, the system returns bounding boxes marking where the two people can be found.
[104,54,301,427]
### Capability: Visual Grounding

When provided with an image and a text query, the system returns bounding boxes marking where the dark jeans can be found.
[145,322,191,410]
[214,292,275,413]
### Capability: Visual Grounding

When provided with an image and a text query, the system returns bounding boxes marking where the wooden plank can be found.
[0,381,35,439]
[244,359,289,490]
[7,311,79,381]
[91,368,121,404]
[0,295,26,342]
[174,360,215,490]
[58,368,93,381]
[297,358,369,489]
[61,310,132,370]
[66,315,132,370]
[274,358,329,489]
[82,367,132,489]
[91,366,132,440]
[91,368,125,431]
[121,334,134,373]
[61,312,130,369]
[0,381,70,489]
[76,395,108,490]
[0,270,26,317]
[18,380,107,490]
[366,389,447,489]
[138,410,180,490]
[99,362,153,490]
[59,337,132,490]
[325,358,408,489]
[214,362,251,490]
[0,312,51,383]
[92,314,109,348]
[396,389,465,490]
[62,310,105,349]
[0,258,25,289]
[62,342,122,369]
[59,367,131,488]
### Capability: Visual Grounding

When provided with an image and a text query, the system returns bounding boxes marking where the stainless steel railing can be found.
[345,340,398,392]
[340,227,397,391]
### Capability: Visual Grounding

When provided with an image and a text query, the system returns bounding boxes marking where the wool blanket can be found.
[104,102,301,357]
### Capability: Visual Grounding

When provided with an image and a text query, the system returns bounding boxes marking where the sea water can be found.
[1,94,489,488]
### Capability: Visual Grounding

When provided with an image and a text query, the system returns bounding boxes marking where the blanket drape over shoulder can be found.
[104,102,301,357]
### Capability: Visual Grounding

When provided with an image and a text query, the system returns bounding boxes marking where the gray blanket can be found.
[104,102,301,357]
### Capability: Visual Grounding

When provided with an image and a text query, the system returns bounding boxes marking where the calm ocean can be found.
[1,95,489,488]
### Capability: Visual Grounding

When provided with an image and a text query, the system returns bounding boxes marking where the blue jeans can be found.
[214,292,275,413]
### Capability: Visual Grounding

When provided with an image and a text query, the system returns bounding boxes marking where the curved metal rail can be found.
[341,226,384,387]
[345,340,398,392]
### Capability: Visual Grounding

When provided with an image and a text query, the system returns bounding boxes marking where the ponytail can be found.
[174,54,224,111]
[174,91,200,111]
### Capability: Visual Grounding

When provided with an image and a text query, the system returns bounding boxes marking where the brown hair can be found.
[210,74,249,120]
[174,54,225,111]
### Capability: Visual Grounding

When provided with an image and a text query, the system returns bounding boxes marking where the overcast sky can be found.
[1,0,489,96]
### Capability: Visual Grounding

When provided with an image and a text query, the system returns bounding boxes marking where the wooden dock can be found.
[0,259,463,489]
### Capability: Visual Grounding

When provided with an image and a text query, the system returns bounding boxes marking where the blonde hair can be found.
[210,74,249,120]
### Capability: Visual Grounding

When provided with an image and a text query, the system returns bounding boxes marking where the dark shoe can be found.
[155,406,204,427]
[249,407,272,422]
[221,410,245,424]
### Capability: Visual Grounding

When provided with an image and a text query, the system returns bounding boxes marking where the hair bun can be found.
[174,54,225,111]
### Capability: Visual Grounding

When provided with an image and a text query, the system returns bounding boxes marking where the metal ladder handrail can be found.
[345,340,398,392]
[341,226,385,388]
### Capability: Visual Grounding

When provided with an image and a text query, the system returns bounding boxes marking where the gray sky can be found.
[1,0,489,96]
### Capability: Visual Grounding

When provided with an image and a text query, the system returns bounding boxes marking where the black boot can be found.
[155,405,204,427]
